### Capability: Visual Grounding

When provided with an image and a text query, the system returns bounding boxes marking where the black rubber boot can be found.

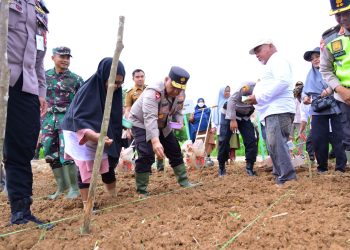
[246,162,257,176]
[135,172,150,196]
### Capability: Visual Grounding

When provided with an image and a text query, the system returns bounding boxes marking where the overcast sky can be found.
[45,0,336,106]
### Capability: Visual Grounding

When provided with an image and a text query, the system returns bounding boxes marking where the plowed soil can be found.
[0,159,349,249]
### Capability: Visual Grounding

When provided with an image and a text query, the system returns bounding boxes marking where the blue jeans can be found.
[265,113,296,184]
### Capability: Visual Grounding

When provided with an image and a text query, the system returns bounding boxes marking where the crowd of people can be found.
[1,0,350,229]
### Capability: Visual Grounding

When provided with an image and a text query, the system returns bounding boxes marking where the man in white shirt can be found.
[245,39,296,186]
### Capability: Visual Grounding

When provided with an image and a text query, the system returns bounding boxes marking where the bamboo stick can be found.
[81,16,125,234]
[0,0,10,192]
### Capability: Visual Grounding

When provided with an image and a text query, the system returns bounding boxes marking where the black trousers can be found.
[4,74,40,202]
[218,117,257,167]
[311,114,347,171]
[132,127,183,173]
[305,130,315,161]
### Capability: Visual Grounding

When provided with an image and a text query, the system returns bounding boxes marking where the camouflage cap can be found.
[52,46,72,57]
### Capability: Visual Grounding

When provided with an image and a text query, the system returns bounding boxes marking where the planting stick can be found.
[81,16,125,234]
[0,0,10,192]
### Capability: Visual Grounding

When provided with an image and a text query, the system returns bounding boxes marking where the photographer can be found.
[302,47,346,173]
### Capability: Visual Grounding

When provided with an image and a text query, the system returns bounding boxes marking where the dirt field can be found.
[0,159,349,250]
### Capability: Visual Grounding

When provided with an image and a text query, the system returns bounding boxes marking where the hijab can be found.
[61,57,125,158]
[303,66,326,97]
[213,85,230,126]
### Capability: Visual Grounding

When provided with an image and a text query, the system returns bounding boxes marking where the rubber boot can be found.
[156,158,164,172]
[346,150,350,165]
[173,164,194,187]
[62,163,80,199]
[246,162,257,176]
[135,172,150,196]
[48,167,66,199]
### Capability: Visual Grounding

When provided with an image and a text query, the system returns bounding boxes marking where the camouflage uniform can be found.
[41,68,84,165]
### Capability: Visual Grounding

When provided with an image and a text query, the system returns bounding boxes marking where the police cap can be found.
[169,66,190,90]
[329,0,350,15]
[52,46,72,57]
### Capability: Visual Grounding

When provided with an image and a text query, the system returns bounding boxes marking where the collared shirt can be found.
[6,0,48,97]
[253,52,295,121]
[129,81,185,141]
[45,68,83,112]
[125,85,146,107]
[226,89,255,121]
[320,27,350,103]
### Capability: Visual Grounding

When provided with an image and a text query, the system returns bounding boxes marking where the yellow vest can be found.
[326,35,350,87]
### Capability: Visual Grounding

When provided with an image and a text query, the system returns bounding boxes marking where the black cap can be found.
[169,66,190,90]
[303,47,320,62]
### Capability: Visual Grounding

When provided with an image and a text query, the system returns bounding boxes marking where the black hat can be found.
[329,0,350,15]
[169,66,190,90]
[52,46,72,57]
[303,47,320,62]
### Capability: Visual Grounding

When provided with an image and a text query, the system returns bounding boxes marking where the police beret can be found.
[52,46,72,57]
[169,66,190,90]
[329,0,350,15]
[303,47,320,62]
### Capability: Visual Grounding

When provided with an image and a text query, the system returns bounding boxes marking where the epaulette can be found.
[126,87,133,93]
[322,25,341,44]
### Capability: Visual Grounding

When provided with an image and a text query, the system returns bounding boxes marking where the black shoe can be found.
[218,167,226,177]
[245,162,257,176]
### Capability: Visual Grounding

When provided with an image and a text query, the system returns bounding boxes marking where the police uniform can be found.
[129,66,192,195]
[320,0,350,163]
[125,85,146,108]
[3,0,52,227]
[41,47,84,199]
[220,82,258,176]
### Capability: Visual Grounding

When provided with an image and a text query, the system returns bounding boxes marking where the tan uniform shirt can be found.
[125,85,146,108]
[129,81,185,141]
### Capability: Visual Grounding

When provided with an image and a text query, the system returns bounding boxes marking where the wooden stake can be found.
[81,16,125,234]
[0,0,10,192]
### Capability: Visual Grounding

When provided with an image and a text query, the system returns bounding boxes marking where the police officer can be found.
[2,0,52,227]
[129,66,193,196]
[41,47,84,199]
[219,82,258,176]
[320,0,350,166]
[125,69,165,172]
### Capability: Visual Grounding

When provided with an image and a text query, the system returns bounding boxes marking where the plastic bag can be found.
[192,139,205,157]
[118,147,134,172]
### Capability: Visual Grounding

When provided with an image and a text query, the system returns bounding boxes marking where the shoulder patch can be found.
[322,25,341,44]
[126,88,133,93]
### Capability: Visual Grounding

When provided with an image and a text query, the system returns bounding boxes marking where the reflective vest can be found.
[326,35,350,87]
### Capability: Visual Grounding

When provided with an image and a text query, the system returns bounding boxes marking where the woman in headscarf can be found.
[302,47,346,173]
[213,85,239,164]
[189,98,216,166]
[61,58,125,208]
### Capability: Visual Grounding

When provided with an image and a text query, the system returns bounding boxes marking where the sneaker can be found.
[317,168,328,175]
[205,157,214,167]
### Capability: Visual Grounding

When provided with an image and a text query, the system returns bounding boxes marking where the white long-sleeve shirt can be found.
[253,52,295,121]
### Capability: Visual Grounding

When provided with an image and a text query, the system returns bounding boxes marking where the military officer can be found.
[129,66,193,196]
[320,0,350,166]
[41,47,84,199]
